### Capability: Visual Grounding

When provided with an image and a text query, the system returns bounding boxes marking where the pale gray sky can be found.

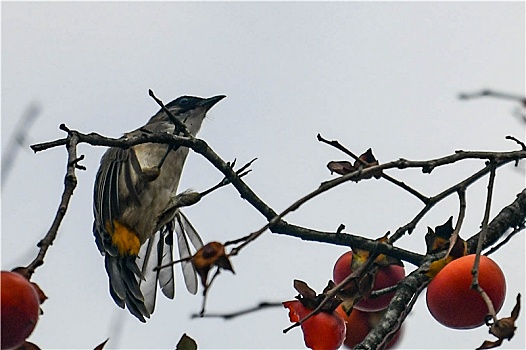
[2,2,525,349]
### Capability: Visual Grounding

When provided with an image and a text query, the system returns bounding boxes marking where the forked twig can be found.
[25,129,84,277]
[317,133,429,204]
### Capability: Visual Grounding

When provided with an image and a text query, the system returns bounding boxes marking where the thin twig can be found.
[148,89,190,137]
[200,158,257,197]
[154,256,192,271]
[191,301,282,320]
[471,165,497,321]
[369,284,399,298]
[445,189,466,259]
[484,223,525,256]
[199,268,222,316]
[459,89,526,106]
[505,135,526,151]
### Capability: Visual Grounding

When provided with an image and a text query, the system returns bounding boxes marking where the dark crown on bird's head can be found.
[164,95,226,114]
[165,96,203,113]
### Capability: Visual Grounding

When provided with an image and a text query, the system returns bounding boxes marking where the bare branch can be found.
[459,89,526,106]
[25,130,83,278]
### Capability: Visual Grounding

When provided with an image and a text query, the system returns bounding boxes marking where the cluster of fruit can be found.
[284,249,507,350]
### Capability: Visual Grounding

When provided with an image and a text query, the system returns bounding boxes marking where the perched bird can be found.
[93,94,225,322]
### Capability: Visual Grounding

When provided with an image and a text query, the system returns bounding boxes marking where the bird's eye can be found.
[178,98,190,106]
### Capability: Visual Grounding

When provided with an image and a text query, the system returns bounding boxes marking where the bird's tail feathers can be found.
[105,254,150,323]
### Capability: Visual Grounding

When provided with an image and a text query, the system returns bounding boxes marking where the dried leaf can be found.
[94,338,109,350]
[424,218,466,278]
[290,280,342,313]
[327,161,355,175]
[339,299,356,316]
[510,293,521,321]
[435,216,454,238]
[327,149,381,179]
[30,282,48,305]
[191,242,234,286]
[425,217,454,254]
[446,235,467,260]
[490,318,516,340]
[477,294,521,349]
[176,333,197,350]
[294,280,317,299]
[477,339,504,350]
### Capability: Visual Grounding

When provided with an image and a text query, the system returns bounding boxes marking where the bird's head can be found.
[157,95,226,135]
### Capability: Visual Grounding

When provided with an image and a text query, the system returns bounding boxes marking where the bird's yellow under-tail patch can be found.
[106,220,141,256]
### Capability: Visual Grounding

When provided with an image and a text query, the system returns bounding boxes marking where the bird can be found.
[93,94,225,322]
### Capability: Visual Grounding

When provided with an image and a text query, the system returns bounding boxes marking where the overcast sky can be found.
[2,2,525,349]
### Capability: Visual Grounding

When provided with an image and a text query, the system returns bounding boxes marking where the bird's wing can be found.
[93,146,154,322]
[174,211,204,295]
[93,147,127,255]
[136,228,175,315]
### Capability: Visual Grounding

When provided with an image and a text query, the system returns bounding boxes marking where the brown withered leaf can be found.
[327,148,382,180]
[30,282,48,305]
[477,339,504,350]
[327,161,354,175]
[477,294,521,350]
[339,298,357,316]
[435,216,454,238]
[294,280,317,299]
[424,218,467,278]
[425,217,454,254]
[191,242,234,286]
[176,333,197,350]
[291,279,342,312]
[322,280,336,294]
[445,232,467,261]
[93,339,109,350]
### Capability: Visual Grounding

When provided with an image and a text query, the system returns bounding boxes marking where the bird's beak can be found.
[199,95,226,110]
